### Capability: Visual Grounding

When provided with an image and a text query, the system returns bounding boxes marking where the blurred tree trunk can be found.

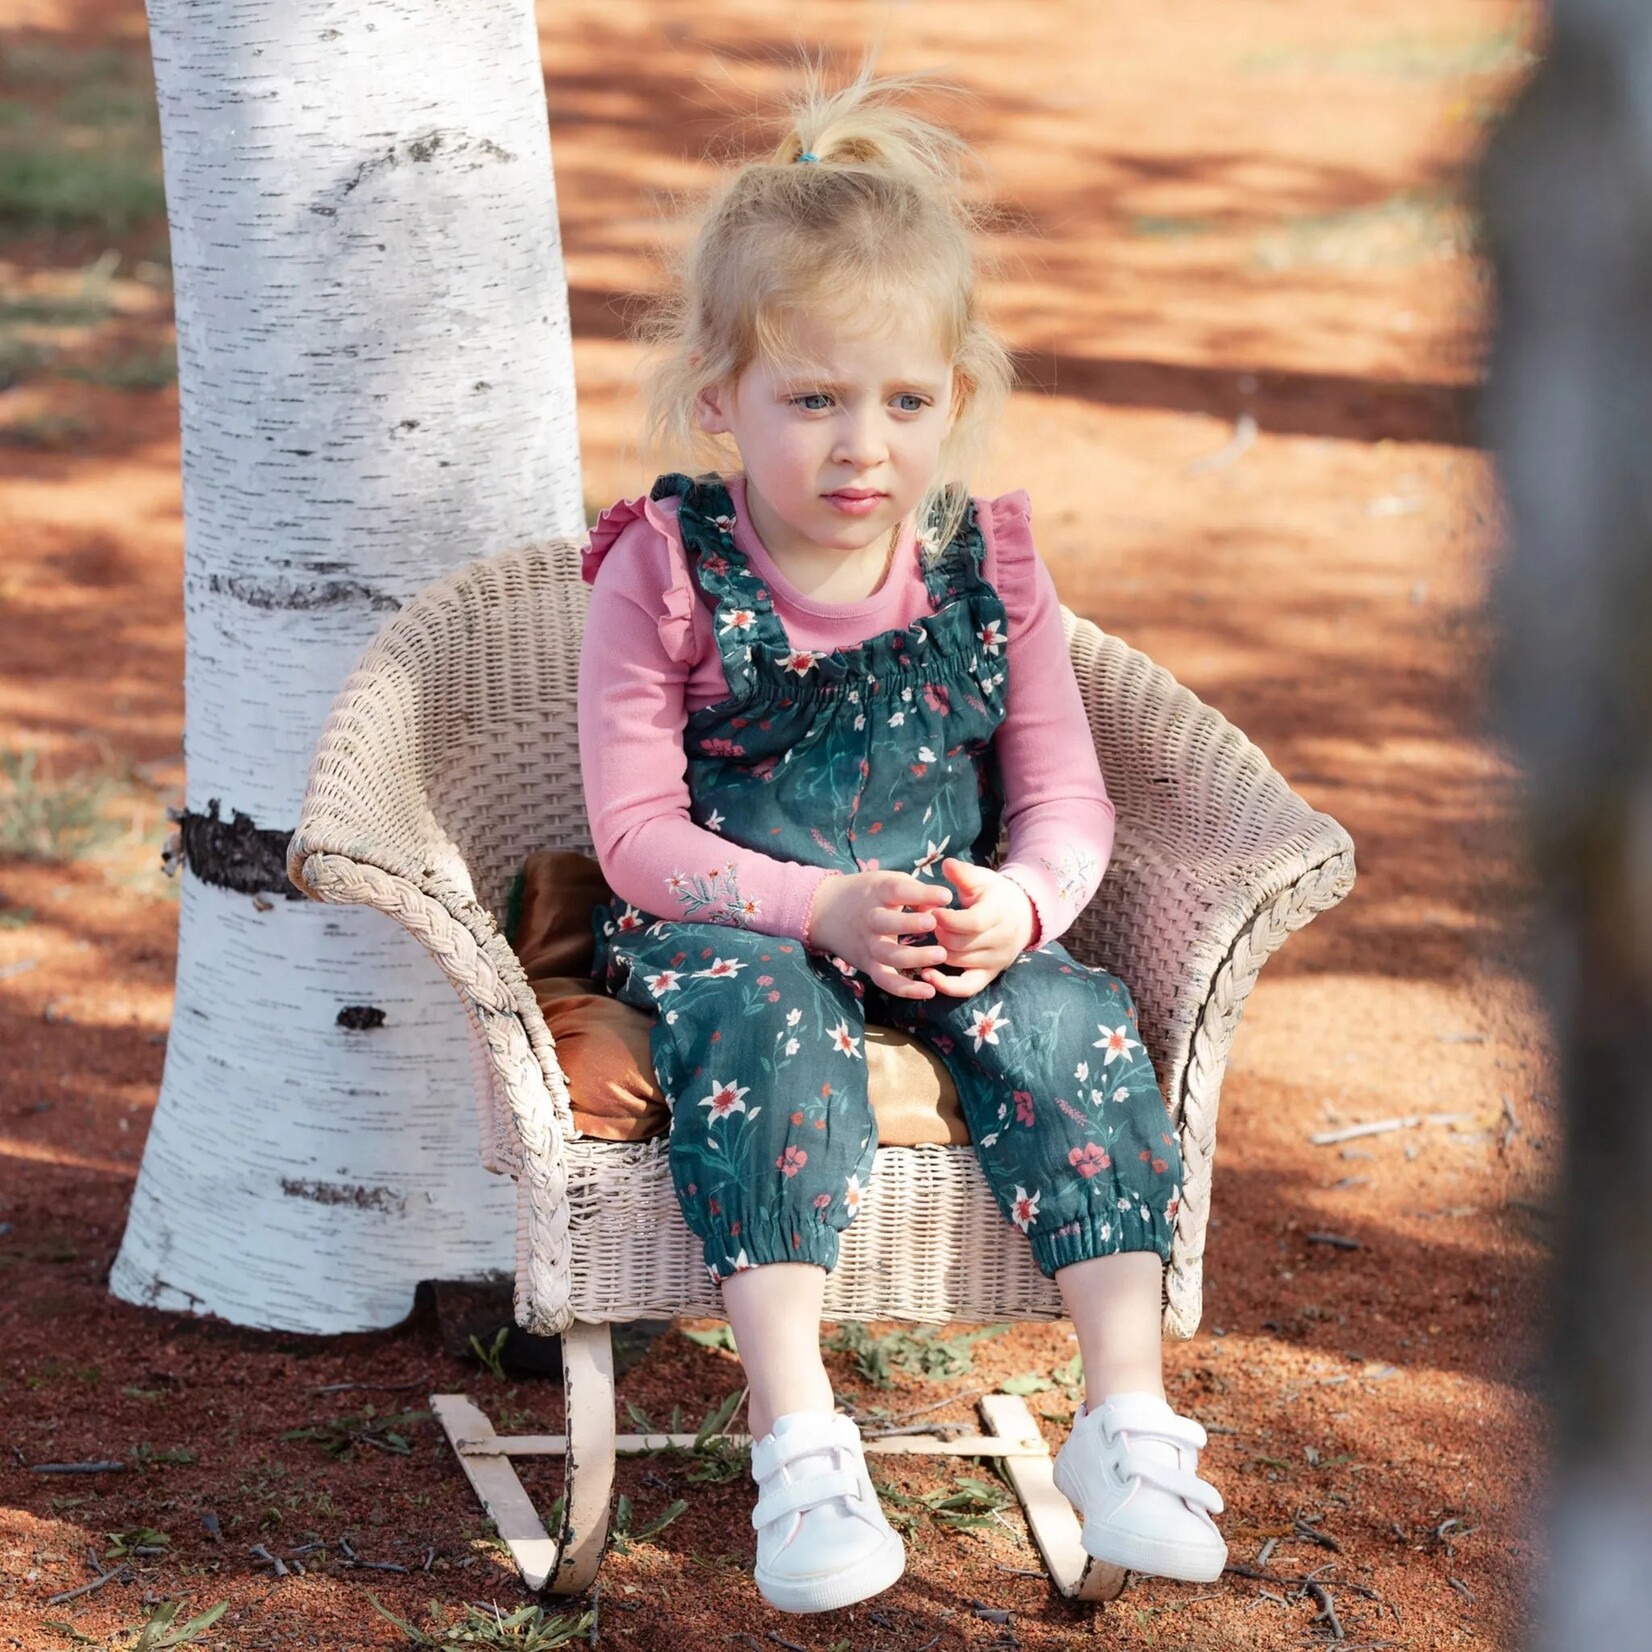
[111,1,585,1331]
[1479,0,1652,1641]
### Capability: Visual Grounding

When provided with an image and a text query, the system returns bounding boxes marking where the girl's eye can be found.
[792,392,832,411]
[894,393,928,413]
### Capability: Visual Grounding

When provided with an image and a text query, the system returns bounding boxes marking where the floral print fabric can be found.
[591,471,1182,1281]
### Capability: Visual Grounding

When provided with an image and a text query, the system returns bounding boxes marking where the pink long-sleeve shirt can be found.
[577,474,1115,948]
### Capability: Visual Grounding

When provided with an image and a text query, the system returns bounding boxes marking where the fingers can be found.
[878,871,952,909]
[921,965,995,998]
[933,907,988,945]
[873,935,949,972]
[869,907,935,936]
[867,960,936,1000]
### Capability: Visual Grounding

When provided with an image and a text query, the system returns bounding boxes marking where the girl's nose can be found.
[832,410,888,469]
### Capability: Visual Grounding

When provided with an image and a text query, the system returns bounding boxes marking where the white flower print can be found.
[613,904,645,932]
[705,809,726,833]
[854,714,866,731]
[698,1079,750,1121]
[1093,1023,1142,1065]
[1043,846,1100,910]
[889,710,905,727]
[843,1174,863,1215]
[786,1007,802,1027]
[665,1009,679,1024]
[781,648,823,675]
[901,686,913,702]
[1112,1086,1130,1105]
[827,1020,863,1059]
[1089,1088,1105,1107]
[979,1131,1000,1149]
[695,956,745,980]
[977,618,1006,655]
[723,1247,753,1274]
[666,870,688,894]
[737,896,762,921]
[967,1001,1010,1051]
[1010,1185,1041,1231]
[784,1037,800,1056]
[644,968,683,997]
[1074,1061,1090,1082]
[918,746,937,763]
[848,690,860,704]
[720,607,756,632]
[913,835,951,876]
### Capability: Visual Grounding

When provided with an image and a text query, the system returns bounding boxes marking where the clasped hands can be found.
[806,857,1037,1001]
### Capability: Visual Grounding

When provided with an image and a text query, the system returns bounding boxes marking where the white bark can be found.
[112,0,583,1330]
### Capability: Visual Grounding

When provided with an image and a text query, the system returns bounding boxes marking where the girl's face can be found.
[693,303,956,565]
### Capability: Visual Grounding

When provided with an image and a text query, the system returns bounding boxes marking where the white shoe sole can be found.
[1053,1452,1228,1584]
[754,1525,906,1614]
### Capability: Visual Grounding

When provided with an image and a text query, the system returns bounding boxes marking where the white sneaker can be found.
[749,1411,905,1614]
[1052,1391,1228,1582]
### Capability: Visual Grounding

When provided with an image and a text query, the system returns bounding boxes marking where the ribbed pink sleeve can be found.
[577,504,836,942]
[981,491,1116,946]
[576,484,1115,949]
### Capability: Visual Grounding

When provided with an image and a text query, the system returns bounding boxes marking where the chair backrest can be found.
[298,542,597,929]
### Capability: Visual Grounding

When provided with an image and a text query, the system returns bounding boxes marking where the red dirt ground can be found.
[1,1,1554,1648]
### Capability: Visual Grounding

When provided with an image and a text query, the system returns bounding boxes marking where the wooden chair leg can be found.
[978,1394,1127,1602]
[430,1320,616,1594]
[549,1319,617,1594]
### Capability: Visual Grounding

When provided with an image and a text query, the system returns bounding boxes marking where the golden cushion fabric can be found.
[507,850,969,1147]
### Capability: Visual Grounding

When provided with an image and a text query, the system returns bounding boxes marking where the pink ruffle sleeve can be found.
[577,497,837,941]
[981,490,1116,947]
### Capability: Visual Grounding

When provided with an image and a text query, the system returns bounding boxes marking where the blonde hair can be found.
[638,58,1016,553]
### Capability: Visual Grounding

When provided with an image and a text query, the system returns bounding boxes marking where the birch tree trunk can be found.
[1479,0,1652,1640]
[110,0,584,1332]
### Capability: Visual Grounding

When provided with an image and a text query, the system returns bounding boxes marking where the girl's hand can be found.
[806,870,955,1000]
[922,858,1037,998]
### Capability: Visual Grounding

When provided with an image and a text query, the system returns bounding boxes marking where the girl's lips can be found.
[824,490,886,517]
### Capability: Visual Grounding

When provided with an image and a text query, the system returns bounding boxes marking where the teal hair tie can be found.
[796,151,819,164]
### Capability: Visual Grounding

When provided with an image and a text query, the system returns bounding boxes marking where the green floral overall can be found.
[593,472,1183,1284]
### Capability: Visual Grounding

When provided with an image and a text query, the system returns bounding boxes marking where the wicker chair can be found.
[288,539,1354,1601]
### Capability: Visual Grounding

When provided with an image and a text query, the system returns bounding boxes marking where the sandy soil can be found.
[0,1,1554,1647]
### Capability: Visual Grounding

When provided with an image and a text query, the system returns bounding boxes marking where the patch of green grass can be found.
[369,1596,595,1650]
[0,411,91,449]
[824,1322,1011,1388]
[281,1405,432,1460]
[0,750,122,860]
[104,1525,170,1560]
[1250,189,1477,271]
[1240,30,1537,79]
[0,144,165,235]
[873,1466,1015,1533]
[63,344,176,390]
[1127,213,1219,240]
[609,1491,688,1555]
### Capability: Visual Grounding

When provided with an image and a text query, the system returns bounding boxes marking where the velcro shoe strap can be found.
[1103,1412,1207,1453]
[752,1417,860,1483]
[751,1466,865,1531]
[1117,1451,1225,1515]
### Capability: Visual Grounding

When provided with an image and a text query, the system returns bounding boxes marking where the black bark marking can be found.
[176,799,301,898]
[279,1179,405,1216]
[336,1005,386,1031]
[331,130,517,208]
[204,573,400,613]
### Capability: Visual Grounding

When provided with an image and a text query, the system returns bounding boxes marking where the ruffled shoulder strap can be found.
[581,489,683,587]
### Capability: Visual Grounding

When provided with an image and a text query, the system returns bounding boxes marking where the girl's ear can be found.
[693,382,732,436]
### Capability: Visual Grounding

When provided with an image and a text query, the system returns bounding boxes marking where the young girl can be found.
[577,67,1226,1615]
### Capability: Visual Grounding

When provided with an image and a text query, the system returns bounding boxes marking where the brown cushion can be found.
[506,850,969,1147]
